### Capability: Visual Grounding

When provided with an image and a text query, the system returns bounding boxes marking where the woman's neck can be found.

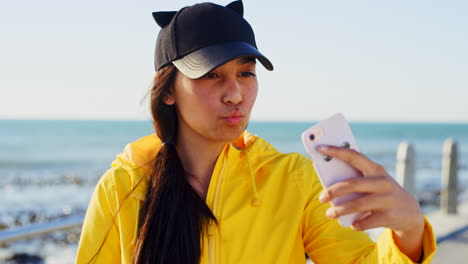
[175,134,226,198]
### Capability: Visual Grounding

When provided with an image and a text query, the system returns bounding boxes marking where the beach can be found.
[1,120,467,263]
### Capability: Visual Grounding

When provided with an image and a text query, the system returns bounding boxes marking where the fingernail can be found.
[326,208,334,218]
[319,191,327,203]
[317,145,329,151]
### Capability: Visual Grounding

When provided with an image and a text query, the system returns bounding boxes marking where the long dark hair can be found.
[132,64,217,264]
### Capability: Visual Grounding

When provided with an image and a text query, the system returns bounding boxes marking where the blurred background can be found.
[1,0,467,263]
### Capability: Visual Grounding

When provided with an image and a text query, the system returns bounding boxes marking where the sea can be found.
[1,119,468,263]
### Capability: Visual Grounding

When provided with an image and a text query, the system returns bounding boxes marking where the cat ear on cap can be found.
[226,0,243,16]
[152,11,177,28]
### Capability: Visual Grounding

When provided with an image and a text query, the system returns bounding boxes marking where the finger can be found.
[319,176,393,203]
[317,145,386,176]
[325,193,394,219]
[351,212,392,231]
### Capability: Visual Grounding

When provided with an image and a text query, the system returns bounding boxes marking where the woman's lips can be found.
[222,110,245,125]
[223,116,243,125]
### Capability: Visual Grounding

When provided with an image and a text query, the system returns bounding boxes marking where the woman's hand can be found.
[316,145,425,262]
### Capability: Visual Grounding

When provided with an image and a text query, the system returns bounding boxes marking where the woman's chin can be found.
[218,123,248,141]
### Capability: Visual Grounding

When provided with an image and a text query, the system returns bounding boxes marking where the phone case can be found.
[301,113,366,227]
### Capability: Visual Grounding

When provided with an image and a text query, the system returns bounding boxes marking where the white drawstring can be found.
[244,149,260,207]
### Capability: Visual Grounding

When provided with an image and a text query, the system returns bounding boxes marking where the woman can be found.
[76,1,436,263]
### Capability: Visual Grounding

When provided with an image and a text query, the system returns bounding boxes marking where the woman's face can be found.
[167,57,258,145]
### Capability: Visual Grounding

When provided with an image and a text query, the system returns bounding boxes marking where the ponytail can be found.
[132,65,217,264]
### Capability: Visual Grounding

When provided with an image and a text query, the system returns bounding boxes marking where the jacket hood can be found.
[112,130,284,205]
[115,130,278,169]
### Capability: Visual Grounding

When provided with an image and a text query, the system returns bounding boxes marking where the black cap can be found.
[152,1,274,79]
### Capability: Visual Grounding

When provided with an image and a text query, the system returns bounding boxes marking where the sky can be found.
[1,0,467,122]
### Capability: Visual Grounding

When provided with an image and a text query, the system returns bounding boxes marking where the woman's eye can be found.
[201,72,218,79]
[241,71,256,77]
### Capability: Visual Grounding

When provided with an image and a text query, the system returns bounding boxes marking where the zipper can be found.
[208,222,215,264]
[208,155,228,264]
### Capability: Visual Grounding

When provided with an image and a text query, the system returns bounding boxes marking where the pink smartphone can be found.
[301,113,367,227]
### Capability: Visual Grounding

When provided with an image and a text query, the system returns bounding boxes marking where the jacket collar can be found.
[115,131,259,202]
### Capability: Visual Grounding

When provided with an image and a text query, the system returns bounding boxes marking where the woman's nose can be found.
[222,78,243,105]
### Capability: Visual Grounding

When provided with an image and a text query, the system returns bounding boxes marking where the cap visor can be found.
[172,41,273,79]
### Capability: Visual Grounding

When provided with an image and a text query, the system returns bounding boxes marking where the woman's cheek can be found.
[200,95,220,114]
[247,87,258,107]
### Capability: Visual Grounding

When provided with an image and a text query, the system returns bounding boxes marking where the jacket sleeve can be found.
[75,168,122,264]
[299,158,437,264]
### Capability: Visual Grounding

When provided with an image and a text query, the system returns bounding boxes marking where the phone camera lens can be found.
[323,155,332,162]
[341,141,350,149]
[309,134,315,141]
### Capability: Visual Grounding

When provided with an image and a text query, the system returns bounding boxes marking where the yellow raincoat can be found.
[76,131,436,263]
